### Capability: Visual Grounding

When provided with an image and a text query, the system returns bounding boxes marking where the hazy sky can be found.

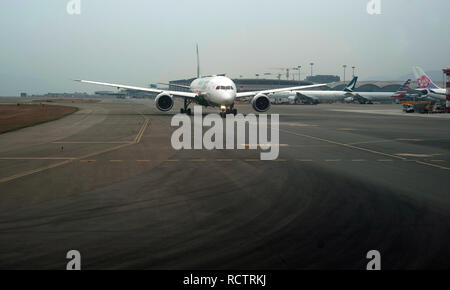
[0,0,449,95]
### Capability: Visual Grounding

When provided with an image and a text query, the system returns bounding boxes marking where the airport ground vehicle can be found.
[402,104,415,113]
[400,100,446,114]
[401,101,431,113]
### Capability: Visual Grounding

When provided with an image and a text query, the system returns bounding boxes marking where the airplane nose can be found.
[227,92,236,103]
[221,91,235,104]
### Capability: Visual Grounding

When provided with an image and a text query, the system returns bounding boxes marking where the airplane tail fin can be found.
[196,44,200,78]
[413,66,440,89]
[391,79,411,98]
[343,76,358,92]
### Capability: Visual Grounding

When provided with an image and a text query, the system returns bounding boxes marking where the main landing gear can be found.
[180,98,192,115]
[181,98,237,118]
[180,107,191,115]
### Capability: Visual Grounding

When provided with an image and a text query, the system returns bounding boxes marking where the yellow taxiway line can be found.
[216,159,233,162]
[53,141,133,144]
[0,116,149,184]
[0,157,77,160]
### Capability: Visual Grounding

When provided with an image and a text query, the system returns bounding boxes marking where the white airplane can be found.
[284,76,358,104]
[344,79,413,104]
[271,77,413,104]
[412,66,447,101]
[75,46,325,117]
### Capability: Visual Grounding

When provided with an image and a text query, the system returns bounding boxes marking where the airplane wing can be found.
[157,82,191,89]
[75,80,197,98]
[236,83,327,98]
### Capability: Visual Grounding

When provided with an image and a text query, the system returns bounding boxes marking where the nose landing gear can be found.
[219,107,238,118]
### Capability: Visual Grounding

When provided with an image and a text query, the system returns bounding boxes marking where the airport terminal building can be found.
[167,76,418,94]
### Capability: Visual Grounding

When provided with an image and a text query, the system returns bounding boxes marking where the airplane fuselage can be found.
[276,90,413,103]
[419,88,447,101]
[190,76,237,108]
[273,90,352,102]
[354,92,403,102]
[296,90,353,100]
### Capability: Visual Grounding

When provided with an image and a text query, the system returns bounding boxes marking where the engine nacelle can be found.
[344,96,354,103]
[251,93,271,112]
[417,89,430,96]
[155,92,174,111]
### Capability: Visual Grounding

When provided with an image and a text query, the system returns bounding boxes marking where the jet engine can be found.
[251,93,271,112]
[416,89,430,96]
[344,96,355,103]
[155,92,174,111]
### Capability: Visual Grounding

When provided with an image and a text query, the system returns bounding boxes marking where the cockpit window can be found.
[216,85,233,90]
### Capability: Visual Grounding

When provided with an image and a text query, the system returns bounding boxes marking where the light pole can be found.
[352,66,356,78]
[292,66,302,82]
[310,62,314,77]
[343,65,347,83]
